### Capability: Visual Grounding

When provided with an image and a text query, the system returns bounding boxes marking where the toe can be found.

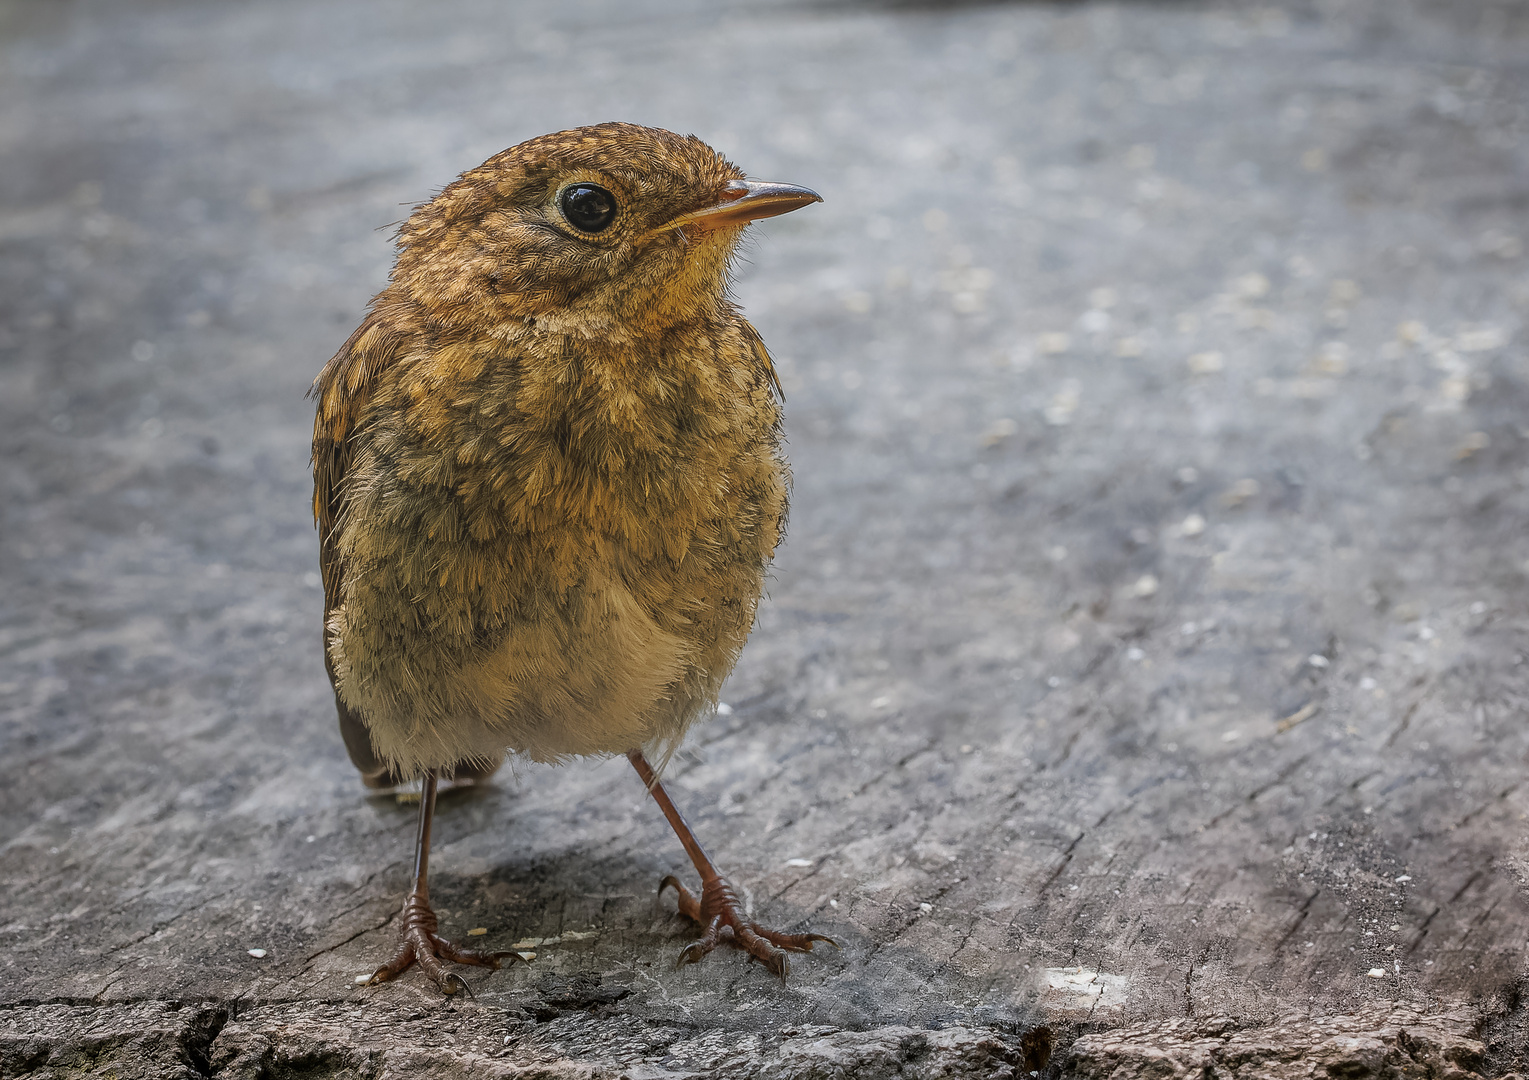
[415,947,468,995]
[431,934,516,969]
[660,875,703,922]
[757,927,839,953]
[735,924,789,980]
[366,941,417,985]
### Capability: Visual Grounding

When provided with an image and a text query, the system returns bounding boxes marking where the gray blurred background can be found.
[3,0,1529,1076]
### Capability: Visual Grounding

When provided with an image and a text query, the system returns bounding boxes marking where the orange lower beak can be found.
[652,181,822,237]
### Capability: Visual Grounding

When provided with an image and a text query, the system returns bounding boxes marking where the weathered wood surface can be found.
[3,0,1529,1075]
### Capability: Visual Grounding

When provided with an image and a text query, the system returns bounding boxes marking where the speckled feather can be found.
[311,124,788,777]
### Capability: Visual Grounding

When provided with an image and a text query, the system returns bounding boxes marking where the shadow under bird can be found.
[310,123,831,993]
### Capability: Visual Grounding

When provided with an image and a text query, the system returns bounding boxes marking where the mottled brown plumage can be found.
[311,123,831,991]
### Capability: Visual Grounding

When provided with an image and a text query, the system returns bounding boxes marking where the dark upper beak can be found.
[650,180,823,237]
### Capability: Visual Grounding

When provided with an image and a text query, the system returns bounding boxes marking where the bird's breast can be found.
[355,325,785,614]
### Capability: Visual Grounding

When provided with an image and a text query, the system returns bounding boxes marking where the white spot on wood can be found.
[1043,966,1129,1009]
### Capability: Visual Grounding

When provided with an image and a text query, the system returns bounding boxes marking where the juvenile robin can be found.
[310,123,831,993]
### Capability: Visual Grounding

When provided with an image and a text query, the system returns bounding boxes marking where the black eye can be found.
[559,184,617,233]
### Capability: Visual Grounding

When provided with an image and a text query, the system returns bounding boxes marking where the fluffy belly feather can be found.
[327,479,776,775]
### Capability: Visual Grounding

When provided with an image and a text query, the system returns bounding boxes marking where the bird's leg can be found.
[367,771,516,994]
[628,750,837,980]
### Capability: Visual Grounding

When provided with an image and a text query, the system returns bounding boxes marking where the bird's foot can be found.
[368,889,516,995]
[659,873,837,980]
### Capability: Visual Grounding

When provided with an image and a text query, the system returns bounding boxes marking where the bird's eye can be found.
[559,184,617,234]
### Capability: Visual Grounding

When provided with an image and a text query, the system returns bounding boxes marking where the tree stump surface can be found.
[3,0,1528,1076]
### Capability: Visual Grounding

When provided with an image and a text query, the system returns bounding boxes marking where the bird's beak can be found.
[650,180,823,237]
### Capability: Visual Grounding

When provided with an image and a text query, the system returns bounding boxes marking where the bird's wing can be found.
[737,317,784,401]
[310,296,420,785]
[309,295,413,615]
[311,338,362,617]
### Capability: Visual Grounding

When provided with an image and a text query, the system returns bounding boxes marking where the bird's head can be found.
[390,123,821,336]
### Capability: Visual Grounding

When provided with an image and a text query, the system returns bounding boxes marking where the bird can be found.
[309,122,832,994]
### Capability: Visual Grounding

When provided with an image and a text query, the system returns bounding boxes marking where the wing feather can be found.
[309,294,417,786]
[737,317,783,401]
